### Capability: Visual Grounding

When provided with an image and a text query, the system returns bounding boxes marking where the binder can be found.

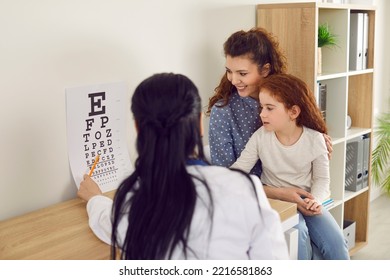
[345,137,364,192]
[362,13,369,69]
[362,134,370,188]
[318,83,327,120]
[349,13,364,71]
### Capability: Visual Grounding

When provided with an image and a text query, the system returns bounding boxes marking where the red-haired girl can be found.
[232,73,349,260]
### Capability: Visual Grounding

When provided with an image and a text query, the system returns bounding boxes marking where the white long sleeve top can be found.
[85,165,289,260]
[231,126,330,203]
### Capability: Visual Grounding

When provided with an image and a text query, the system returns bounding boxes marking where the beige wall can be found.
[1,0,388,220]
[0,0,261,220]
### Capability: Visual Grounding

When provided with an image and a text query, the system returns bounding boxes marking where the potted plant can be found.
[317,23,337,74]
[371,113,390,194]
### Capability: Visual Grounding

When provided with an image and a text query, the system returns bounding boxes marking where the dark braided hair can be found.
[111,73,211,259]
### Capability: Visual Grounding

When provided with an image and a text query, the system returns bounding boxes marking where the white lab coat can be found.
[86,165,289,259]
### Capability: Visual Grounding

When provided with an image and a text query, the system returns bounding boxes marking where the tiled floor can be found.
[351,193,390,260]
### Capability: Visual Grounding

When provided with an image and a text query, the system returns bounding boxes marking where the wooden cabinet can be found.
[257,1,375,255]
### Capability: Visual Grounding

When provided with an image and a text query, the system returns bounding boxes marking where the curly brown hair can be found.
[206,27,287,115]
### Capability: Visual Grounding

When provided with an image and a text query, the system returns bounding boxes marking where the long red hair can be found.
[259,74,327,134]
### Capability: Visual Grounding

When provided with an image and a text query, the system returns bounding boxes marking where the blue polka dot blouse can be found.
[209,90,262,177]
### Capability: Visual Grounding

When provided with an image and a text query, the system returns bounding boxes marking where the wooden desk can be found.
[269,199,299,260]
[268,199,297,222]
[0,192,297,260]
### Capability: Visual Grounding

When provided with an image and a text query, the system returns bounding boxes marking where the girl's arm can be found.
[230,132,260,173]
[301,132,330,214]
[311,152,331,204]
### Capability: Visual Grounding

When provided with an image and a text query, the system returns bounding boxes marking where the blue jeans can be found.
[294,208,350,260]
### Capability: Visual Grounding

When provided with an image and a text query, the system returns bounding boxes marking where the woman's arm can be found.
[78,174,103,201]
[78,175,113,245]
[209,106,236,167]
[86,196,114,245]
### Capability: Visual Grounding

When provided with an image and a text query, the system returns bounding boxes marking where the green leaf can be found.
[318,23,338,48]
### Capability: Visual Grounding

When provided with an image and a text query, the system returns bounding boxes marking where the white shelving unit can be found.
[257,1,375,255]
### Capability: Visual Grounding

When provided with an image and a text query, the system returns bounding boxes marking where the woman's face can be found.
[225,55,264,99]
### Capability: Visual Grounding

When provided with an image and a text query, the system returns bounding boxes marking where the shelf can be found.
[348,69,374,76]
[344,187,369,203]
[317,72,347,81]
[325,199,343,211]
[331,137,344,145]
[346,127,372,140]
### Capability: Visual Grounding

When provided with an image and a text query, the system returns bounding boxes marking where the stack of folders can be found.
[349,12,369,70]
[345,134,370,192]
[322,197,334,210]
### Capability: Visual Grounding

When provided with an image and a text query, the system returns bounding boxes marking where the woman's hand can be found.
[323,134,333,160]
[264,185,312,208]
[266,186,313,203]
[78,174,102,202]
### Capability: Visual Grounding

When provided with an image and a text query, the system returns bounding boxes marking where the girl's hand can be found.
[302,198,322,215]
[263,185,322,215]
[265,185,315,214]
[78,174,102,202]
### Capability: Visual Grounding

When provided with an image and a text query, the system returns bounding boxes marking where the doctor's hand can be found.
[78,174,103,202]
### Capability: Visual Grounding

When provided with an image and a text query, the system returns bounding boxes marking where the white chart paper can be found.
[66,81,133,193]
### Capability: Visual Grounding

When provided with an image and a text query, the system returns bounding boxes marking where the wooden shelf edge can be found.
[349,241,368,256]
[344,187,369,202]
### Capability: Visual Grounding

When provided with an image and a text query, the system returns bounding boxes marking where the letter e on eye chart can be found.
[66,82,133,193]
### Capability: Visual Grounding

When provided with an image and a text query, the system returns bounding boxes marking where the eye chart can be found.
[66,81,133,193]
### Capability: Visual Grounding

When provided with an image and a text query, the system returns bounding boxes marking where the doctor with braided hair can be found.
[77,72,288,260]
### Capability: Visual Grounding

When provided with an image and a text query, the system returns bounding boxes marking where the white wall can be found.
[1,0,388,221]
[0,0,261,220]
[370,0,390,200]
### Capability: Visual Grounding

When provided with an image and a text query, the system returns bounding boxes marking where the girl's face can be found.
[225,55,266,99]
[259,89,293,132]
